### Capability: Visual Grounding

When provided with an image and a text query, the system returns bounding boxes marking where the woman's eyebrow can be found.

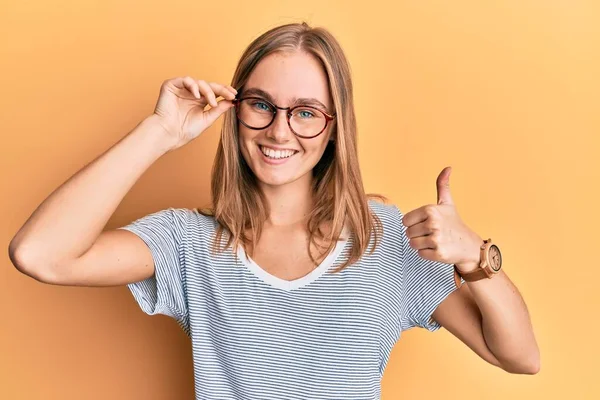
[294,97,329,110]
[242,87,330,111]
[242,88,275,102]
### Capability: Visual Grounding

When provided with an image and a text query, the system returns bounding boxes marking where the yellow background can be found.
[2,0,598,399]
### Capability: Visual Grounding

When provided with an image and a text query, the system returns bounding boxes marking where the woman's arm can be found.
[8,77,235,285]
[432,261,540,374]
[401,166,540,374]
[8,115,174,283]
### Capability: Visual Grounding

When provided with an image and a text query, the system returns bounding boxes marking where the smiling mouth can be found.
[259,145,299,160]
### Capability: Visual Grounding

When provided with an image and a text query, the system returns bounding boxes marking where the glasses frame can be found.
[232,96,336,139]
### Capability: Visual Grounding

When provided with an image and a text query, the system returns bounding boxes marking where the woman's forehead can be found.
[245,51,332,108]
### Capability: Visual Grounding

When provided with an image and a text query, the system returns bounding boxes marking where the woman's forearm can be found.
[9,115,174,273]
[467,270,540,374]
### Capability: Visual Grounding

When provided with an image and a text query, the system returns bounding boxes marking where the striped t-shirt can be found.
[118,200,458,399]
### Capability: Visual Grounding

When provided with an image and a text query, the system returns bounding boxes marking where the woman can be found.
[9,22,539,399]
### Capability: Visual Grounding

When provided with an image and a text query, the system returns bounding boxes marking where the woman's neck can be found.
[259,177,313,227]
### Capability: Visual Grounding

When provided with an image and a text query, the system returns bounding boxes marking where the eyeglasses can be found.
[232,96,335,139]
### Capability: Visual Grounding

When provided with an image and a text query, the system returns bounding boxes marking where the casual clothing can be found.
[118,200,458,399]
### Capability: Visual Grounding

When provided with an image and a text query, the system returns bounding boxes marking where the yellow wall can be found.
[2,1,598,398]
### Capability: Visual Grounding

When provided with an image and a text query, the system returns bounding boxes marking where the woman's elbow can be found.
[500,351,541,375]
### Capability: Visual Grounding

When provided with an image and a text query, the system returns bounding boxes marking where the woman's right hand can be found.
[150,76,237,151]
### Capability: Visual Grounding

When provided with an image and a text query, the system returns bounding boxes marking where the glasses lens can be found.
[237,99,274,129]
[290,107,327,138]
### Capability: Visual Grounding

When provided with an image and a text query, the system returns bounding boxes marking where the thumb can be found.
[436,166,454,205]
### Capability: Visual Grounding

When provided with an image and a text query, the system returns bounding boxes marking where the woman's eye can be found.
[251,101,271,111]
[296,109,315,119]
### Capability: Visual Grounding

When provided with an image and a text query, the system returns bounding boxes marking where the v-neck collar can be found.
[236,226,350,292]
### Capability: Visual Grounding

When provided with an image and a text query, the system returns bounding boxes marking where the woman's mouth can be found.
[258,145,299,165]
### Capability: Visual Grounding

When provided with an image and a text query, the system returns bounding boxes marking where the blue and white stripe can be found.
[118,200,458,399]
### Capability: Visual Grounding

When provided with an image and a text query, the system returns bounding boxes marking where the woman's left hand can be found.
[401,166,484,274]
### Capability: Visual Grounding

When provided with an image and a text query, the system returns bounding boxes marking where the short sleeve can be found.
[117,207,190,335]
[393,205,459,332]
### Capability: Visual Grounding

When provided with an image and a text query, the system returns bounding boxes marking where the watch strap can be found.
[453,265,488,288]
[458,266,489,281]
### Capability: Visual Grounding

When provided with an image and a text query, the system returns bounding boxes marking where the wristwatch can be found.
[453,238,502,288]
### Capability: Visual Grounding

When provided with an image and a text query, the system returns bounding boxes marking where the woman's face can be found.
[238,50,334,188]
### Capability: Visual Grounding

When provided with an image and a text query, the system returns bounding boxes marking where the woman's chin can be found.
[256,173,296,187]
[246,157,313,188]
[252,167,311,188]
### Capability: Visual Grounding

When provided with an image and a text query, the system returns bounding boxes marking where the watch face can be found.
[489,245,502,271]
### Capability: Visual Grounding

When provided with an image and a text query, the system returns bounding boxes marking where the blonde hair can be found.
[199,22,385,273]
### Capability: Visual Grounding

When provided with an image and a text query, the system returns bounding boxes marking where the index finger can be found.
[401,206,429,228]
[207,82,237,100]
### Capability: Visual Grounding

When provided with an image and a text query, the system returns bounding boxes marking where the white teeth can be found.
[260,146,296,159]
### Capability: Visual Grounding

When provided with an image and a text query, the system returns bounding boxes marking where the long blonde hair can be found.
[199,22,385,273]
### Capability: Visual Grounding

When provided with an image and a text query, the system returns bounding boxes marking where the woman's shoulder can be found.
[188,207,220,230]
[365,198,408,242]
[147,207,219,238]
[164,208,223,249]
[367,198,402,221]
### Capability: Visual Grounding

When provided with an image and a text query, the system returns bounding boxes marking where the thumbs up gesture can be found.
[401,166,484,273]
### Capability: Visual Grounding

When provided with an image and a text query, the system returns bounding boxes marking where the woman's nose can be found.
[266,110,294,143]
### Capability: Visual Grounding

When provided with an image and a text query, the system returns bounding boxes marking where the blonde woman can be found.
[9,22,539,399]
